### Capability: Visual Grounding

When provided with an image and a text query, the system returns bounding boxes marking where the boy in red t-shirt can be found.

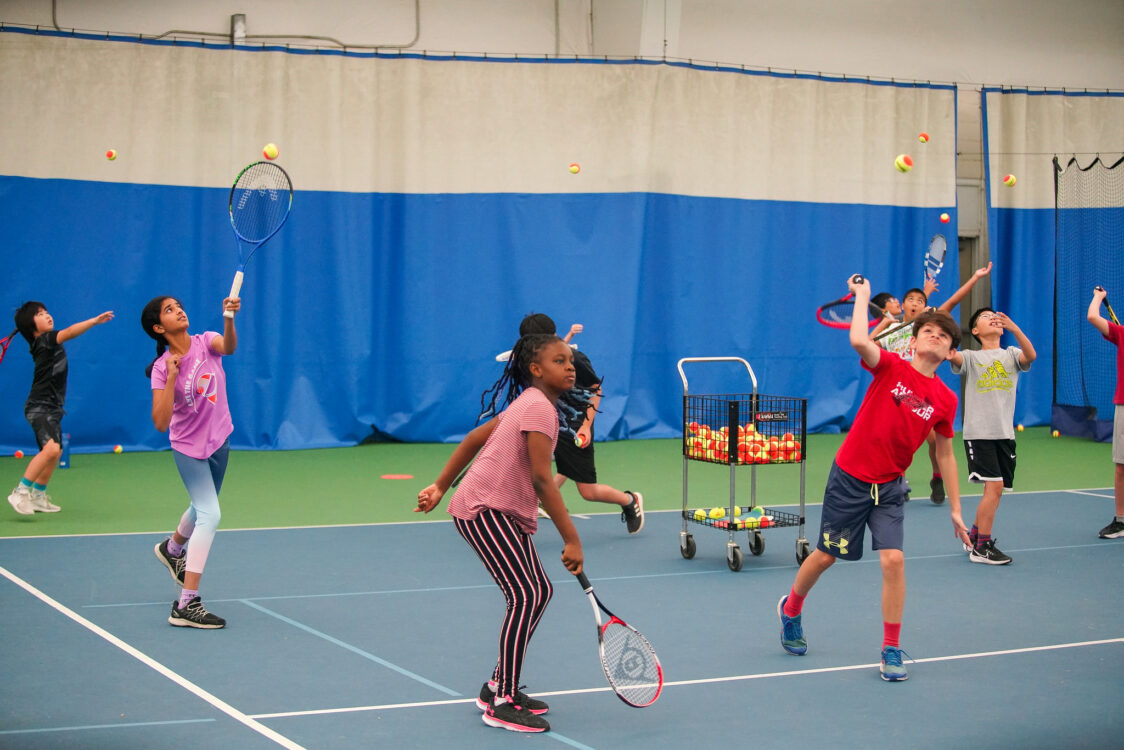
[778,275,971,682]
[1086,287,1124,539]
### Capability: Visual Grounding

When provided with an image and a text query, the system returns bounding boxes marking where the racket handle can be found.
[850,274,865,285]
[1095,285,1105,292]
[576,571,592,590]
[225,271,244,319]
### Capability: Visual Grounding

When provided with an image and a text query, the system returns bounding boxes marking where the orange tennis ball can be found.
[1003,173,1016,187]
[14,450,24,459]
[263,143,279,160]
[894,154,913,173]
[105,149,117,161]
[940,212,950,223]
[569,163,580,174]
[918,132,929,143]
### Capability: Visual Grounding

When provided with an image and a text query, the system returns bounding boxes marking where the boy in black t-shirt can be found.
[6,302,113,515]
[517,313,644,534]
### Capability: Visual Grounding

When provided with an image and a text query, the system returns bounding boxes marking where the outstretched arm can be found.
[937,262,992,313]
[210,298,240,355]
[562,323,583,344]
[849,276,881,369]
[57,311,114,344]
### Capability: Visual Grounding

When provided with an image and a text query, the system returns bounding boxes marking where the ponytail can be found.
[0,329,17,366]
[140,296,175,378]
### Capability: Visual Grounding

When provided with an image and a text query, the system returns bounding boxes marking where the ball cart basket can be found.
[677,357,811,571]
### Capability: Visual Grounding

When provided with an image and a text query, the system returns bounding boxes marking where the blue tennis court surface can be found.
[1,489,1121,749]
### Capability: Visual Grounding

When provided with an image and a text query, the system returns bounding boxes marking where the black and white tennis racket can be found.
[923,233,948,281]
[225,161,293,318]
[1096,286,1120,325]
[816,275,881,329]
[576,571,663,708]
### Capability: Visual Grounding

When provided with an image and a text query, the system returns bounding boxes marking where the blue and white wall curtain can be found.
[0,29,955,451]
[982,89,1124,430]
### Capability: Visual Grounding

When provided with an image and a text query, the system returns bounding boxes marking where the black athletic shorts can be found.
[964,438,1016,489]
[554,431,597,484]
[25,407,63,450]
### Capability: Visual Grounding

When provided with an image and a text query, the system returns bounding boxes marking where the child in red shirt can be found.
[1086,287,1124,539]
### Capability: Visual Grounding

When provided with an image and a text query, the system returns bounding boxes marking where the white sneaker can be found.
[7,486,34,515]
[29,490,60,513]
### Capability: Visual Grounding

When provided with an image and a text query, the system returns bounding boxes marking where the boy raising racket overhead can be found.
[1087,286,1124,539]
[778,274,969,682]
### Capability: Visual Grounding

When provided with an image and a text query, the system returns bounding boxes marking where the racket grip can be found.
[224,271,244,319]
[850,274,865,285]
[1095,285,1105,292]
[576,571,592,590]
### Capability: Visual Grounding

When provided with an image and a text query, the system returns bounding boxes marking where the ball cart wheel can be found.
[748,530,765,556]
[727,544,743,572]
[680,533,696,559]
[796,539,811,564]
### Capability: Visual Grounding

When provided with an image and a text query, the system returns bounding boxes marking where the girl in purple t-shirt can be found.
[415,334,584,735]
[142,295,239,630]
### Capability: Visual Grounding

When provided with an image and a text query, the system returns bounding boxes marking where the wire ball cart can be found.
[677,357,811,571]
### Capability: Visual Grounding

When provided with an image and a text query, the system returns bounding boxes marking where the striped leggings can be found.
[454,509,553,699]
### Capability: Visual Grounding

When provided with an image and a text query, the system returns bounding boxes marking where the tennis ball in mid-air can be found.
[113,444,123,454]
[13,450,23,459]
[105,149,117,160]
[569,163,580,174]
[918,132,929,143]
[708,507,725,520]
[1052,429,1060,438]
[1003,173,1016,186]
[263,143,279,160]
[1016,424,1024,432]
[940,213,950,223]
[894,154,913,172]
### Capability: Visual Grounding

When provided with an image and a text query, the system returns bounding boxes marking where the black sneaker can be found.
[169,596,226,629]
[929,477,945,505]
[1098,519,1124,539]
[155,539,186,587]
[475,682,548,715]
[621,491,644,534]
[482,697,550,733]
[969,539,1012,565]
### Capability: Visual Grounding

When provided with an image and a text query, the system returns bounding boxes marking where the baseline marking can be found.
[0,565,306,750]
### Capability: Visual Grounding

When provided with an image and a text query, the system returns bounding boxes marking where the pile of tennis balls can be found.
[690,504,774,529]
[684,422,801,464]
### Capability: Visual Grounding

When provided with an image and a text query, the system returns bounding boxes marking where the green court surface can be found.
[0,427,1113,537]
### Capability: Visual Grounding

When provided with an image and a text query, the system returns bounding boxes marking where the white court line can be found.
[1065,489,1116,499]
[249,637,1122,720]
[0,564,306,750]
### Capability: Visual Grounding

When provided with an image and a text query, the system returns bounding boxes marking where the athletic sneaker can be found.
[475,682,549,715]
[482,697,550,733]
[777,595,807,655]
[880,646,909,681]
[7,486,33,515]
[1098,519,1124,539]
[929,476,945,505]
[621,491,645,534]
[969,539,1012,565]
[29,490,60,513]
[169,596,226,629]
[154,539,187,586]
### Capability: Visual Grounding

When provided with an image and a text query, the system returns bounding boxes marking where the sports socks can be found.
[178,588,198,609]
[975,532,991,549]
[783,588,806,618]
[19,478,32,490]
[167,538,185,557]
[969,524,979,548]
[32,482,47,492]
[883,622,901,648]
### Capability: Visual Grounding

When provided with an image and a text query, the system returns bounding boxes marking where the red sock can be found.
[783,588,805,617]
[883,621,901,648]
[932,472,942,479]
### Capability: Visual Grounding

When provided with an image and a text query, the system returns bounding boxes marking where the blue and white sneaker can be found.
[777,595,807,655]
[880,646,910,681]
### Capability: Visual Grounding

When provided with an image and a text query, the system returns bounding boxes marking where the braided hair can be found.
[1,301,47,366]
[140,295,178,378]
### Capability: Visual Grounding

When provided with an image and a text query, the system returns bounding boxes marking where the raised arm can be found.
[1088,288,1111,337]
[57,311,114,344]
[210,298,240,355]
[562,323,583,345]
[848,275,881,368]
[937,262,992,313]
[997,313,1036,368]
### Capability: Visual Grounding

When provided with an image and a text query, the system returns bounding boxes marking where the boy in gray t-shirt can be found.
[949,308,1036,564]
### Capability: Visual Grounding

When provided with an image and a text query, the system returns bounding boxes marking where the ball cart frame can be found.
[677,357,811,571]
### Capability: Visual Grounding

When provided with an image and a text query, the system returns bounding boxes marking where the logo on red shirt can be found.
[890,381,935,421]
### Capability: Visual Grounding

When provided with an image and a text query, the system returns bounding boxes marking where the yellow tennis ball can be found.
[894,154,913,173]
[1016,424,1024,432]
[1003,173,1016,187]
[114,444,123,454]
[1052,429,1060,438]
[569,163,580,174]
[708,507,725,520]
[105,149,117,161]
[744,517,759,529]
[693,509,707,521]
[263,143,279,160]
[940,212,950,223]
[733,505,742,517]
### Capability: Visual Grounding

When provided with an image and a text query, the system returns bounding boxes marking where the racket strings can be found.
[231,163,292,242]
[601,621,662,706]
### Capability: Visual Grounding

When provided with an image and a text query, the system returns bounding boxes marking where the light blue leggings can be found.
[172,440,229,576]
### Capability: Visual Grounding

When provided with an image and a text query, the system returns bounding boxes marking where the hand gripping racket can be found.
[225,161,293,318]
[924,233,948,281]
[576,571,663,707]
[816,275,881,329]
[1096,286,1120,324]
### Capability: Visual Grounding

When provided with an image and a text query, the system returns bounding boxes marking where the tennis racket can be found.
[873,318,914,342]
[1096,286,1120,324]
[225,161,293,318]
[816,275,881,329]
[0,331,16,366]
[923,233,948,281]
[576,571,663,708]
